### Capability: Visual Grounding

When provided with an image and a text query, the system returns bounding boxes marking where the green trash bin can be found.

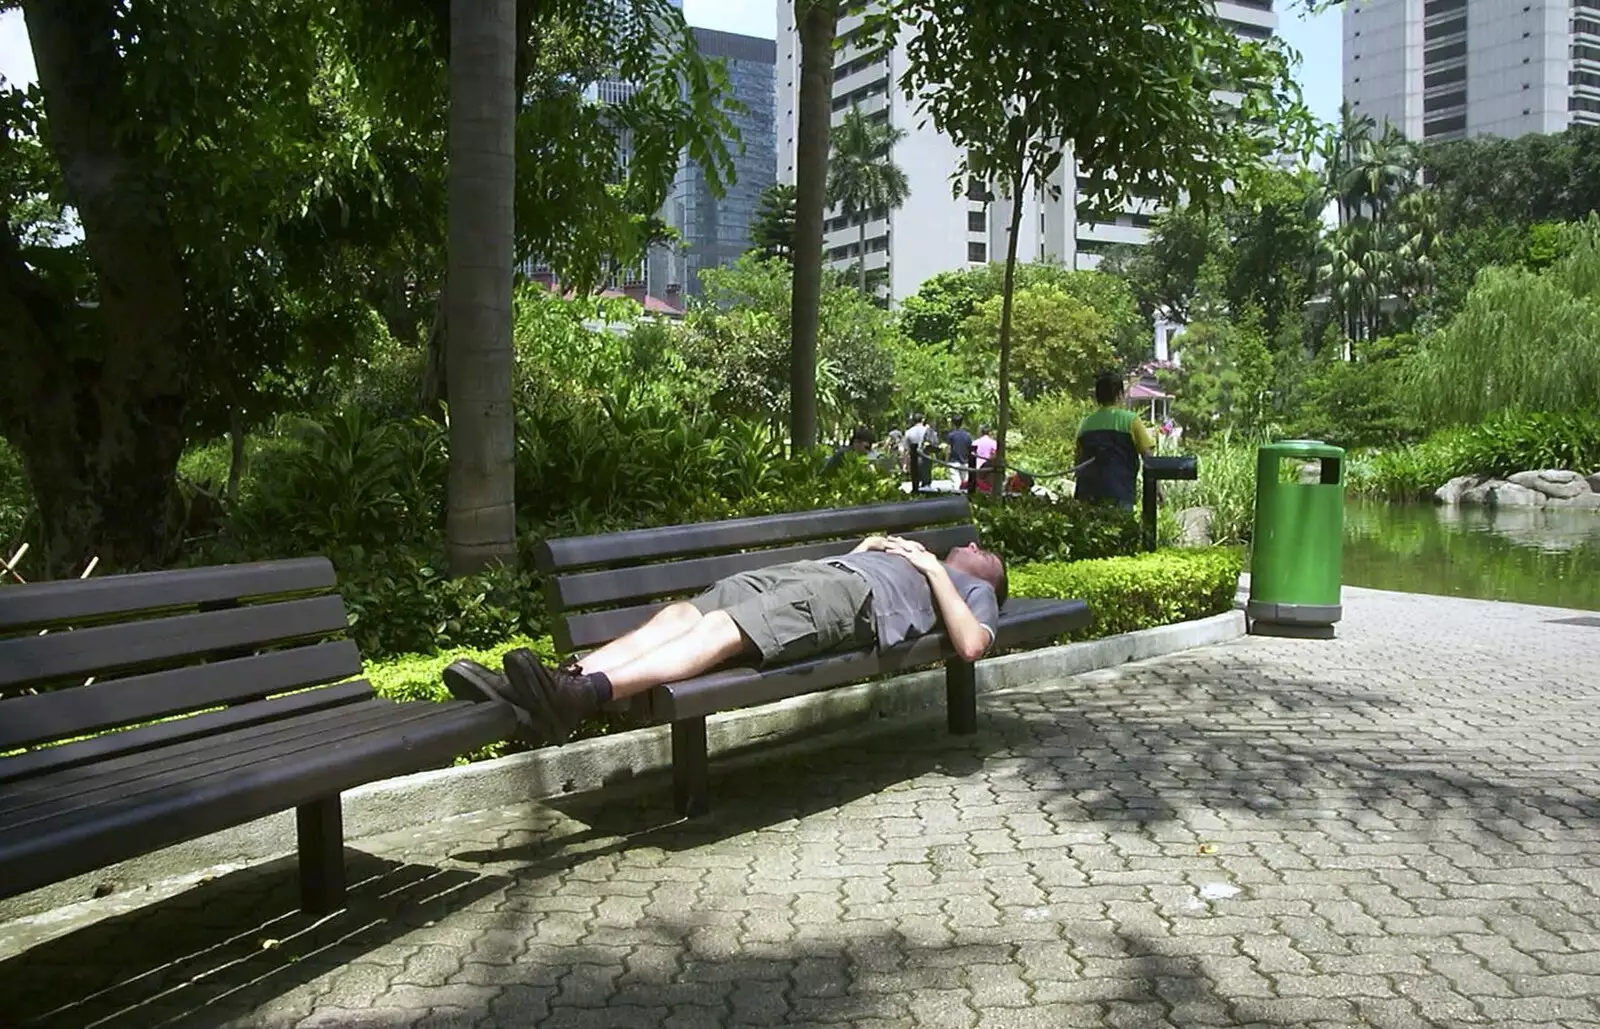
[1248,439,1344,630]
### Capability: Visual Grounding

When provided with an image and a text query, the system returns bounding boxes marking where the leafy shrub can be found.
[1160,432,1262,546]
[1349,410,1600,499]
[972,494,1141,566]
[0,438,34,550]
[1010,548,1243,641]
[334,547,543,659]
[1290,337,1423,449]
[1009,391,1094,479]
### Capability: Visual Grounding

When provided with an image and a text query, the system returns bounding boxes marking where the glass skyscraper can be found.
[651,28,777,300]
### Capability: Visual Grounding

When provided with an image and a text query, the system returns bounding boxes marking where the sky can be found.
[0,1,1341,131]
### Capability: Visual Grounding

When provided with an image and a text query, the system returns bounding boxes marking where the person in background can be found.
[903,413,929,491]
[1074,371,1156,510]
[945,414,974,488]
[823,426,875,472]
[973,425,998,493]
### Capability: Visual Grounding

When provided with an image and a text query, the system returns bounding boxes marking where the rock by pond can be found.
[1435,469,1600,511]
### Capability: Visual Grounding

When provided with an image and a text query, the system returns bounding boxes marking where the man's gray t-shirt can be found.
[826,552,999,649]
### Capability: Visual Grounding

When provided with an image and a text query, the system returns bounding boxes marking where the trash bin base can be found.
[1246,600,1342,627]
[1247,618,1337,640]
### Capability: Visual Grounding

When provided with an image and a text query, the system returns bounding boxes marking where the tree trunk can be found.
[858,214,867,295]
[446,0,518,576]
[1,0,191,575]
[790,0,838,454]
[993,163,1027,485]
[420,292,448,420]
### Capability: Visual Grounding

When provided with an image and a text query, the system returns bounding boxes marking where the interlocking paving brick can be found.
[5,586,1600,1027]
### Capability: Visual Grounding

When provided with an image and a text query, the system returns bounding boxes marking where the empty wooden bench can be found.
[0,558,518,913]
[533,496,1091,816]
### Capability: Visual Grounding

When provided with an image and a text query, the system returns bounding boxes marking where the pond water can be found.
[1339,500,1600,612]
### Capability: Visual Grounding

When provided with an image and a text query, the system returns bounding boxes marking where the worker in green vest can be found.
[1074,371,1156,509]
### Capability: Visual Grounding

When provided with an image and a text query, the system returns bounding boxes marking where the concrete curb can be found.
[0,610,1245,925]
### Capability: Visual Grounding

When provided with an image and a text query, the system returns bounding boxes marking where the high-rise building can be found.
[1343,0,1600,142]
[650,28,777,298]
[774,1,1277,303]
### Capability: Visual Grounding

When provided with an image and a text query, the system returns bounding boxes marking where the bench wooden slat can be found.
[0,699,458,827]
[0,640,364,751]
[0,701,517,901]
[0,596,349,688]
[0,558,336,632]
[649,598,1093,722]
[550,524,981,610]
[533,497,973,573]
[0,679,375,786]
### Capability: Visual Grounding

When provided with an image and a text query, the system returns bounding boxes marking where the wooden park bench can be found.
[0,558,518,914]
[534,495,1091,816]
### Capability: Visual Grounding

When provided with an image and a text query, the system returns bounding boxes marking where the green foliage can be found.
[748,183,797,264]
[1349,411,1600,499]
[1163,314,1275,437]
[0,437,33,548]
[827,106,910,295]
[1409,219,1600,427]
[971,495,1142,566]
[1159,433,1263,547]
[1291,335,1423,449]
[1009,548,1243,642]
[680,255,897,440]
[960,286,1118,402]
[1009,392,1094,478]
[885,337,994,427]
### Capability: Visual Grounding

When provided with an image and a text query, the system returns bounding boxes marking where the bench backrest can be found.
[0,558,362,766]
[532,497,980,655]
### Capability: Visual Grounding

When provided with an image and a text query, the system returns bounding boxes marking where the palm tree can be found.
[445,0,518,575]
[826,106,910,295]
[790,0,839,453]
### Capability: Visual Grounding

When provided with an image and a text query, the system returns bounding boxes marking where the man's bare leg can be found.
[577,601,703,676]
[602,610,751,698]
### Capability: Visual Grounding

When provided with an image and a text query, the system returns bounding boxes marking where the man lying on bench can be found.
[444,535,1007,745]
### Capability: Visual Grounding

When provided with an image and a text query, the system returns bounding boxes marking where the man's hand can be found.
[883,537,942,576]
[851,534,890,554]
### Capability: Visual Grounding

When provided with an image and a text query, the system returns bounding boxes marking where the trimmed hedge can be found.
[1009,548,1243,641]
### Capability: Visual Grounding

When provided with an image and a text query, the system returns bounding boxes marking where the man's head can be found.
[911,412,925,426]
[945,541,1007,605]
[951,414,965,429]
[978,424,991,438]
[1094,371,1125,407]
[849,426,874,453]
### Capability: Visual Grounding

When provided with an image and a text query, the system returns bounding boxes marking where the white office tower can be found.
[775,1,1278,302]
[1344,0,1600,142]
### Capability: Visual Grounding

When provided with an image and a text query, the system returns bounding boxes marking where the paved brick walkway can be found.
[3,586,1599,1029]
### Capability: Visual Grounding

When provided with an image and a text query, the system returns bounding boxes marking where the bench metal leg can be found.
[946,659,978,735]
[672,716,710,817]
[297,795,346,914]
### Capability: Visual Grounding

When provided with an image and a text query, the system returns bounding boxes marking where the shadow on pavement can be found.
[450,718,988,872]
[0,850,505,1029]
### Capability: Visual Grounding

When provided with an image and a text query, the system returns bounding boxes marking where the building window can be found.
[1424,17,1466,42]
[1575,43,1600,63]
[1424,41,1467,63]
[967,210,987,233]
[1572,69,1600,88]
[1423,0,1465,14]
[1424,64,1467,88]
[1424,113,1467,136]
[966,177,991,201]
[1575,17,1600,36]
[967,241,987,263]
[1424,89,1467,113]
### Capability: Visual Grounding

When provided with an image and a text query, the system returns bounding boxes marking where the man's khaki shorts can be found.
[691,560,875,665]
